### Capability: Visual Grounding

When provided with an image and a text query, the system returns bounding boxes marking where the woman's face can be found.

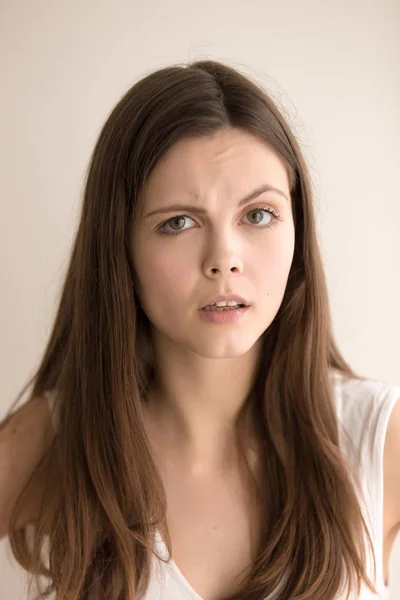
[130,127,295,359]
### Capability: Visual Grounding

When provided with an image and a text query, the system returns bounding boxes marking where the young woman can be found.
[1,59,399,600]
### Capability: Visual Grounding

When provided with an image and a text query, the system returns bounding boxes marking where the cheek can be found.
[135,249,190,310]
[255,235,294,277]
[252,241,295,310]
[266,251,293,281]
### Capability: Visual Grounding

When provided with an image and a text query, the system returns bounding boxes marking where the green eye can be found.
[157,207,282,235]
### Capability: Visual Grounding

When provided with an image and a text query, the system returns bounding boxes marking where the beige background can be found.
[0,0,399,597]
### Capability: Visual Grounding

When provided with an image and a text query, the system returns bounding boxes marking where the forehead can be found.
[143,128,290,202]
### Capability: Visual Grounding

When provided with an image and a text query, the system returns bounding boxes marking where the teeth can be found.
[204,305,242,311]
[215,300,241,307]
[203,300,245,310]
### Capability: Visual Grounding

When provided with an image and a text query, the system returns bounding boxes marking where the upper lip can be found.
[199,294,249,309]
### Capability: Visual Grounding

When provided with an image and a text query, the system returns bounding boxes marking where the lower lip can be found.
[198,305,249,324]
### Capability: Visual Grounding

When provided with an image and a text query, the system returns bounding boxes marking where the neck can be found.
[142,335,264,475]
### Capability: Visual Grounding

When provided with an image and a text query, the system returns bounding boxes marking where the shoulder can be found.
[332,371,400,482]
[383,394,400,531]
[335,371,400,531]
[333,371,400,432]
[0,395,55,537]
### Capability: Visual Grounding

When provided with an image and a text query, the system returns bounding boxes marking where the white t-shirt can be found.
[45,369,400,599]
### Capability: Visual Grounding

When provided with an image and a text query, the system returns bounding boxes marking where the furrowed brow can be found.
[144,183,289,218]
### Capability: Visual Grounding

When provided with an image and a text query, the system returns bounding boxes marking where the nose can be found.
[204,254,244,278]
[210,264,239,274]
[202,228,245,278]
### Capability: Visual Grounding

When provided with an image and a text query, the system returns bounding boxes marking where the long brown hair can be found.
[4,59,377,599]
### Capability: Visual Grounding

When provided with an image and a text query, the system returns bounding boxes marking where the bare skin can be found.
[130,126,398,596]
[130,126,294,597]
[1,127,398,597]
[0,396,397,598]
[0,395,54,539]
[142,402,265,599]
[130,127,295,470]
[144,401,398,598]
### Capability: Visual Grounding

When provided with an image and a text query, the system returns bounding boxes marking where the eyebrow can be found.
[144,183,289,219]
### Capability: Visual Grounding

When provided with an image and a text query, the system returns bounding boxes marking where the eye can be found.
[157,206,283,235]
[242,207,281,228]
[158,215,196,234]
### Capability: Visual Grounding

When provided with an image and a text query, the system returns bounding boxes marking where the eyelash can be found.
[156,206,283,236]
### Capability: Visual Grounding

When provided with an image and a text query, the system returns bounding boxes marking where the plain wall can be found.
[0,0,399,597]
